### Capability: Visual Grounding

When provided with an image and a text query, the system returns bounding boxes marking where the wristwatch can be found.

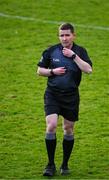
[50,69,55,75]
[71,53,76,60]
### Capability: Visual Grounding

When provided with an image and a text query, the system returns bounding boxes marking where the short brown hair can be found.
[59,23,75,33]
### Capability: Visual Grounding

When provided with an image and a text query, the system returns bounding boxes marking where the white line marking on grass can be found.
[0,12,109,31]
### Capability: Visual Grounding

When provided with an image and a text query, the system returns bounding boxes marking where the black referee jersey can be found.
[37,43,92,93]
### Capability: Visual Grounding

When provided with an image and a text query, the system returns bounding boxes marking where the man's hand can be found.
[62,47,75,58]
[37,67,66,77]
[62,48,92,73]
[53,67,66,75]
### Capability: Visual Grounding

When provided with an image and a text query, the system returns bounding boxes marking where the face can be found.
[59,29,75,48]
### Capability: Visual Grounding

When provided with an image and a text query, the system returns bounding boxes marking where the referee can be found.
[37,23,92,176]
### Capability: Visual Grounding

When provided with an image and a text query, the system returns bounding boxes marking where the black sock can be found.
[45,133,56,166]
[62,134,74,167]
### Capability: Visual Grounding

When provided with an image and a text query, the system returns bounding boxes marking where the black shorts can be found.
[44,88,80,121]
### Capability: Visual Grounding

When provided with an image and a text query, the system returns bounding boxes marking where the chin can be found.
[64,45,70,48]
[62,43,70,47]
[63,44,69,48]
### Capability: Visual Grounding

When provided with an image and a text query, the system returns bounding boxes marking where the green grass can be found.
[0,0,109,179]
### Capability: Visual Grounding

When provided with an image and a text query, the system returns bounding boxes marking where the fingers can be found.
[53,67,66,75]
[62,47,67,54]
[59,67,66,73]
[62,47,73,57]
[57,67,66,74]
[62,48,69,56]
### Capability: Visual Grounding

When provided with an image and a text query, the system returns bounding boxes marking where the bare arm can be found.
[73,54,92,74]
[37,67,51,77]
[62,48,92,74]
[37,66,66,77]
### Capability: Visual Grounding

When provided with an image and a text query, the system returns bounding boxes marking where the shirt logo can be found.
[53,58,60,62]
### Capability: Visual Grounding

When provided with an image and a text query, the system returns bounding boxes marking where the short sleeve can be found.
[37,49,51,68]
[80,47,92,67]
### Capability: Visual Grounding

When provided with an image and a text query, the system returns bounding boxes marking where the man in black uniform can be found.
[37,23,92,176]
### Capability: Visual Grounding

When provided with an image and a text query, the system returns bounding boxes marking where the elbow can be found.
[86,67,93,74]
[83,66,92,74]
[37,68,41,75]
[37,69,39,75]
[36,69,41,76]
[36,70,40,75]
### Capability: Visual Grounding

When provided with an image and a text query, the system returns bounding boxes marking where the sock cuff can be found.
[64,134,74,141]
[46,133,56,140]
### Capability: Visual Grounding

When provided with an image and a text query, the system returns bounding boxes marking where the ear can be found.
[72,33,76,40]
[74,32,76,37]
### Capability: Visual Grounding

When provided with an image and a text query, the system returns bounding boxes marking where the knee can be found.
[63,124,73,135]
[46,114,58,133]
[47,122,57,133]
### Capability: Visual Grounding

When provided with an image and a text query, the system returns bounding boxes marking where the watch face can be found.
[72,54,76,59]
